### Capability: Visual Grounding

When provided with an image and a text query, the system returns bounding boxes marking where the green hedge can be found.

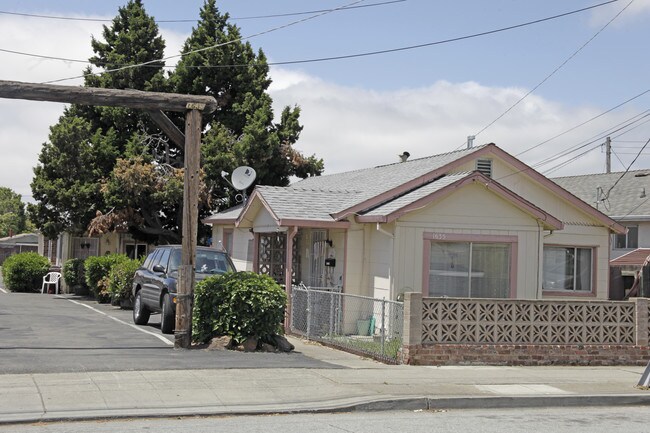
[84,254,130,302]
[1,252,50,293]
[107,258,142,304]
[192,271,287,344]
[62,258,88,294]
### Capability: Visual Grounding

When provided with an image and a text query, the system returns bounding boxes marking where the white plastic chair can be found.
[41,272,62,294]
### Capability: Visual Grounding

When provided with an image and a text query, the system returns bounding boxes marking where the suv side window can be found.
[168,249,181,273]
[147,249,163,271]
[156,248,171,272]
[142,250,157,270]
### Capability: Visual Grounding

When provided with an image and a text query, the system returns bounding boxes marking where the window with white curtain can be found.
[542,246,592,291]
[428,242,510,298]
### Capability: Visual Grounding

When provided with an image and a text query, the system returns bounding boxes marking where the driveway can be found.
[0,291,340,374]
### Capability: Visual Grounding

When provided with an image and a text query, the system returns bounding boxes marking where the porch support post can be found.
[175,106,202,349]
[284,226,298,329]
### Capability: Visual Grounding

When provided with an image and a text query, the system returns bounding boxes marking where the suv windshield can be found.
[168,249,235,275]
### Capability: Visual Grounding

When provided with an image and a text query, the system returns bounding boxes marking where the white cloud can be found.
[1,14,648,206]
[590,0,650,27]
[0,16,188,201]
[268,67,649,178]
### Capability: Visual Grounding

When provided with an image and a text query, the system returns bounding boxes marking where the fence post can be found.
[306,289,312,338]
[403,292,423,347]
[381,298,386,356]
[632,297,649,347]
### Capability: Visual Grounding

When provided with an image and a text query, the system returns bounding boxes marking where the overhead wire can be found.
[41,0,370,84]
[491,110,650,182]
[601,136,650,200]
[0,1,618,81]
[516,89,650,157]
[468,0,634,145]
[0,1,406,22]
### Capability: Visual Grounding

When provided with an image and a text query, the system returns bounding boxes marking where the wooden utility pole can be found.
[0,80,217,349]
[605,136,611,174]
[175,106,202,348]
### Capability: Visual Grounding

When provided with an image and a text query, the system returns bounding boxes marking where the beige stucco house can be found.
[205,143,625,302]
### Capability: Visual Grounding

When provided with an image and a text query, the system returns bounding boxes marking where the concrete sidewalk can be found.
[1,337,649,424]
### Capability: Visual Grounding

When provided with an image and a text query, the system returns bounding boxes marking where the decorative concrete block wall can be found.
[401,293,650,366]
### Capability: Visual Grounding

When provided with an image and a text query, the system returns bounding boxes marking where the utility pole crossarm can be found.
[0,80,218,114]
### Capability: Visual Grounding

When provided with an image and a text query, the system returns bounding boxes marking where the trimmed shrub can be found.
[84,254,129,302]
[1,252,50,293]
[192,271,287,344]
[107,258,142,305]
[62,258,88,295]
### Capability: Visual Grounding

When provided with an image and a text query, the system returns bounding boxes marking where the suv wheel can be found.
[133,290,150,325]
[160,293,175,334]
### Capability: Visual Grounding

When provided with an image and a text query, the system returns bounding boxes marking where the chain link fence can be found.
[290,285,404,363]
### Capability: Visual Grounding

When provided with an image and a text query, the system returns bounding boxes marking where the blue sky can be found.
[0,0,649,200]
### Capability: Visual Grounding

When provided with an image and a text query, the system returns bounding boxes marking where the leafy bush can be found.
[1,252,50,292]
[62,258,88,294]
[84,254,129,302]
[107,258,142,304]
[192,272,287,344]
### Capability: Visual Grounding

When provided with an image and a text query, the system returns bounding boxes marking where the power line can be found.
[41,0,369,84]
[602,137,650,200]
[3,1,620,81]
[472,0,633,141]
[492,111,650,183]
[533,112,650,169]
[0,1,406,22]
[516,89,650,157]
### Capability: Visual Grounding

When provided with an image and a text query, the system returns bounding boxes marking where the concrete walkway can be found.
[1,337,649,424]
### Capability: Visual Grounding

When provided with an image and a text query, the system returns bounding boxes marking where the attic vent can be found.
[476,159,493,178]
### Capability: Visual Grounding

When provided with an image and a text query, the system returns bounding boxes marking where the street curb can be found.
[2,393,650,426]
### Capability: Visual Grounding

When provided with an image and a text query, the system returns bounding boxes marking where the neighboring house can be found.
[205,143,625,303]
[551,169,650,259]
[0,233,38,265]
[38,231,151,267]
[552,170,650,298]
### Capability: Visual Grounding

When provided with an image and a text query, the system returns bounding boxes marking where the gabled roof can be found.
[205,143,625,234]
[552,169,650,220]
[357,171,563,230]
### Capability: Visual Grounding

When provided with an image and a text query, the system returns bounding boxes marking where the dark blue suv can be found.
[132,245,236,334]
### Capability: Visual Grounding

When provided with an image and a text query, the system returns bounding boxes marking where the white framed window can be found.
[613,226,638,249]
[125,243,147,260]
[542,246,592,292]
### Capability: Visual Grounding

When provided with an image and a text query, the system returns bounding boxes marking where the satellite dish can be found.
[231,166,256,191]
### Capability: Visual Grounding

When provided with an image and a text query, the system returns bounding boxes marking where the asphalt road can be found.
[2,407,649,433]
[0,291,339,374]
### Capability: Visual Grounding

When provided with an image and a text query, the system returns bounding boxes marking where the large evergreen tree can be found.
[170,0,323,208]
[30,0,323,244]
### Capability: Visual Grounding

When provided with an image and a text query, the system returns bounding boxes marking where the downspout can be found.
[376,222,394,301]
[284,226,298,329]
[536,220,542,299]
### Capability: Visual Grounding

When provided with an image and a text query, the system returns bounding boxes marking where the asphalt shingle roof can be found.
[551,169,650,218]
[209,145,488,222]
[361,172,470,217]
[256,186,362,221]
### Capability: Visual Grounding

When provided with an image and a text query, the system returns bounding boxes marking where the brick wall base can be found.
[402,344,650,366]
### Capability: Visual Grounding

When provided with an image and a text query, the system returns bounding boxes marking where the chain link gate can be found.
[290,285,404,363]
